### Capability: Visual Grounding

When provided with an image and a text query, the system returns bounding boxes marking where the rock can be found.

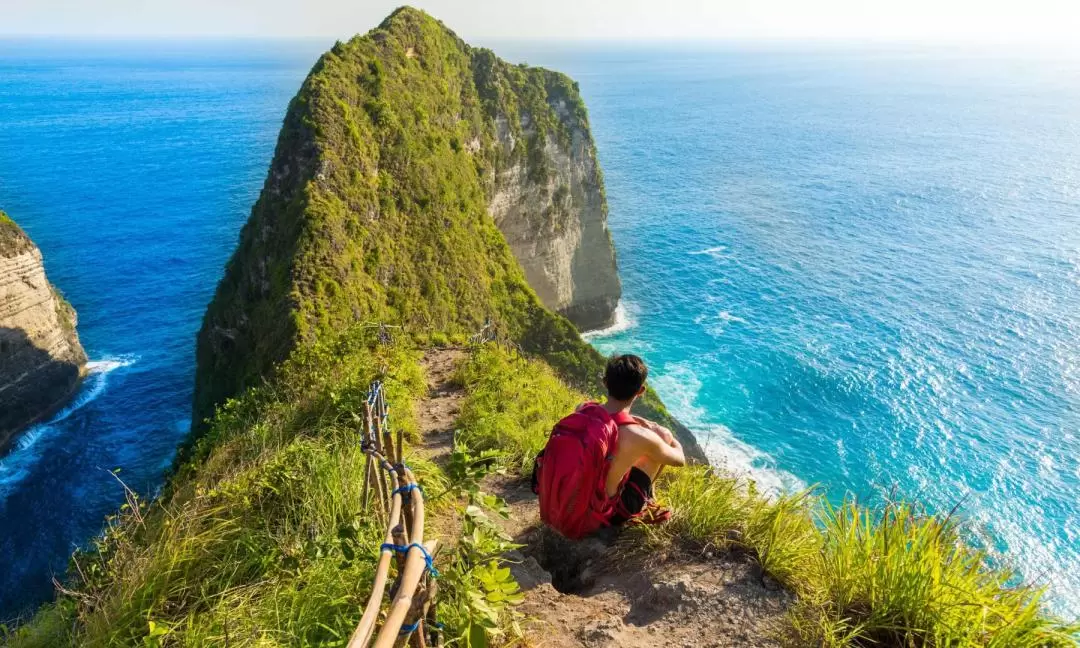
[506,550,552,591]
[0,211,87,452]
[486,106,622,331]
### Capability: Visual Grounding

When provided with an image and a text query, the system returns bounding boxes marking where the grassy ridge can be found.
[452,344,1080,647]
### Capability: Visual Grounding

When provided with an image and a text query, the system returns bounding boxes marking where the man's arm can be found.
[633,416,681,450]
[630,424,686,467]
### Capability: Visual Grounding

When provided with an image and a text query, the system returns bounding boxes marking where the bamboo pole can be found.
[373,540,437,648]
[361,452,373,513]
[394,586,428,648]
[367,401,382,455]
[390,524,408,594]
[347,483,405,648]
[373,467,430,648]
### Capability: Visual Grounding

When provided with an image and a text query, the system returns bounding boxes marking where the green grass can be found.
[192,6,604,437]
[452,343,1080,648]
[454,343,586,475]
[187,5,703,465]
[5,328,427,647]
[0,210,36,257]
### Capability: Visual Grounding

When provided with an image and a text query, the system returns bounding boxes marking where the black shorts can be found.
[608,467,654,526]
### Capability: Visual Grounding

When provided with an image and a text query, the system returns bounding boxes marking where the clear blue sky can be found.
[2,0,1078,47]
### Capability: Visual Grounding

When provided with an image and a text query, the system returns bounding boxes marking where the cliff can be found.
[0,211,87,451]
[477,50,621,331]
[191,6,689,454]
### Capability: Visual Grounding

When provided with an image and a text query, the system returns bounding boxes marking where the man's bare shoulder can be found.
[617,423,663,447]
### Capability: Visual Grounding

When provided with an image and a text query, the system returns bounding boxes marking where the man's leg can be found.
[633,454,663,481]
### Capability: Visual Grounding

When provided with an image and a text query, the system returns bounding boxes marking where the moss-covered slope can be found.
[192,6,695,455]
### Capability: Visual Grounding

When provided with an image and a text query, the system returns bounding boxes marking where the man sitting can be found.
[534,354,686,538]
[597,354,686,525]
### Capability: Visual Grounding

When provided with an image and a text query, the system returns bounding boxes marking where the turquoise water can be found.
[1,41,1079,618]
[509,45,1080,614]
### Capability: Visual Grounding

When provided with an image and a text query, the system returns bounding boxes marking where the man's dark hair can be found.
[604,354,648,401]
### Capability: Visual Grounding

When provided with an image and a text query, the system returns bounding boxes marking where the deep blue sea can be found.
[1,40,1079,619]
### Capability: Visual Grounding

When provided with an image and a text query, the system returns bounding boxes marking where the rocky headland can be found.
[0,211,87,452]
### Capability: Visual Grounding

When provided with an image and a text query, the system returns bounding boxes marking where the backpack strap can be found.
[609,411,636,426]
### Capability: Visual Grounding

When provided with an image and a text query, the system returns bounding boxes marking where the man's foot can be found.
[626,501,671,526]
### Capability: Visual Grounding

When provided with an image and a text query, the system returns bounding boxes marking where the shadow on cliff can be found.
[0,326,82,453]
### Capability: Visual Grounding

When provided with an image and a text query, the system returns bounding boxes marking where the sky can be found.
[2,0,1079,47]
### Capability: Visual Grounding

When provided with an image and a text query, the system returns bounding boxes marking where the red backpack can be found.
[532,403,636,539]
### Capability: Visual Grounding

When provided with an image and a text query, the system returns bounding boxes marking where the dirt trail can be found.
[417,347,466,463]
[416,348,792,648]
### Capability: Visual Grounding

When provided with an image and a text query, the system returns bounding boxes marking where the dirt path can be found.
[417,347,466,465]
[416,347,792,648]
[490,478,792,648]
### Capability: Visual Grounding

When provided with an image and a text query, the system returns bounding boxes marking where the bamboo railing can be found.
[347,380,442,648]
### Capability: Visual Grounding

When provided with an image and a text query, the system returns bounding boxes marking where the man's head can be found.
[604,354,648,402]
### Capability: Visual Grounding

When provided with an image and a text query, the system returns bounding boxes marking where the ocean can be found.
[1,40,1078,619]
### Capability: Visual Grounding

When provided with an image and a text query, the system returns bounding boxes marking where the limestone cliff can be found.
[192,7,702,461]
[479,53,621,332]
[0,211,87,451]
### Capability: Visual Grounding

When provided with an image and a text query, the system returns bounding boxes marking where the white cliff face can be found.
[486,102,622,332]
[0,215,87,451]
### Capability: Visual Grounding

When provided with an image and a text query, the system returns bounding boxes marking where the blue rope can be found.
[379,542,440,578]
[399,620,420,635]
[392,483,421,501]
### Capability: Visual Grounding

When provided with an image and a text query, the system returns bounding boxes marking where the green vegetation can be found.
[190,5,697,461]
[0,210,35,257]
[454,343,585,474]
[194,6,601,434]
[5,329,427,646]
[2,330,530,648]
[452,344,1080,647]
[10,8,1074,647]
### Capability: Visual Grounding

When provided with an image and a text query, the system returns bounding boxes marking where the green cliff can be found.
[192,6,689,455]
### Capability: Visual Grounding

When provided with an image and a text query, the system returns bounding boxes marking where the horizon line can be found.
[2,33,1080,50]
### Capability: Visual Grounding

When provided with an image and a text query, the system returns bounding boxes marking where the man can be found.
[534,354,686,538]
[598,354,686,525]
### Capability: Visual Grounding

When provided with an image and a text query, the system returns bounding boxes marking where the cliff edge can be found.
[0,211,87,451]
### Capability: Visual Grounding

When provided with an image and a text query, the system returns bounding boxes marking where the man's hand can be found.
[634,416,677,448]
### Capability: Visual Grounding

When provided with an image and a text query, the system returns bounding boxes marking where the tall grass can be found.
[453,344,1080,647]
[453,343,586,475]
[5,328,426,647]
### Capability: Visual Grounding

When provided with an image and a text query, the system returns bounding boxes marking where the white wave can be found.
[650,361,805,497]
[690,245,729,257]
[582,301,637,340]
[39,357,136,428]
[0,356,137,496]
[695,309,748,337]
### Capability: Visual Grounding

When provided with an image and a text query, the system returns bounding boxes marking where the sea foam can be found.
[0,357,136,498]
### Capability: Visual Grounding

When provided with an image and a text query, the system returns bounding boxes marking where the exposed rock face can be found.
[0,212,87,451]
[486,94,621,332]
